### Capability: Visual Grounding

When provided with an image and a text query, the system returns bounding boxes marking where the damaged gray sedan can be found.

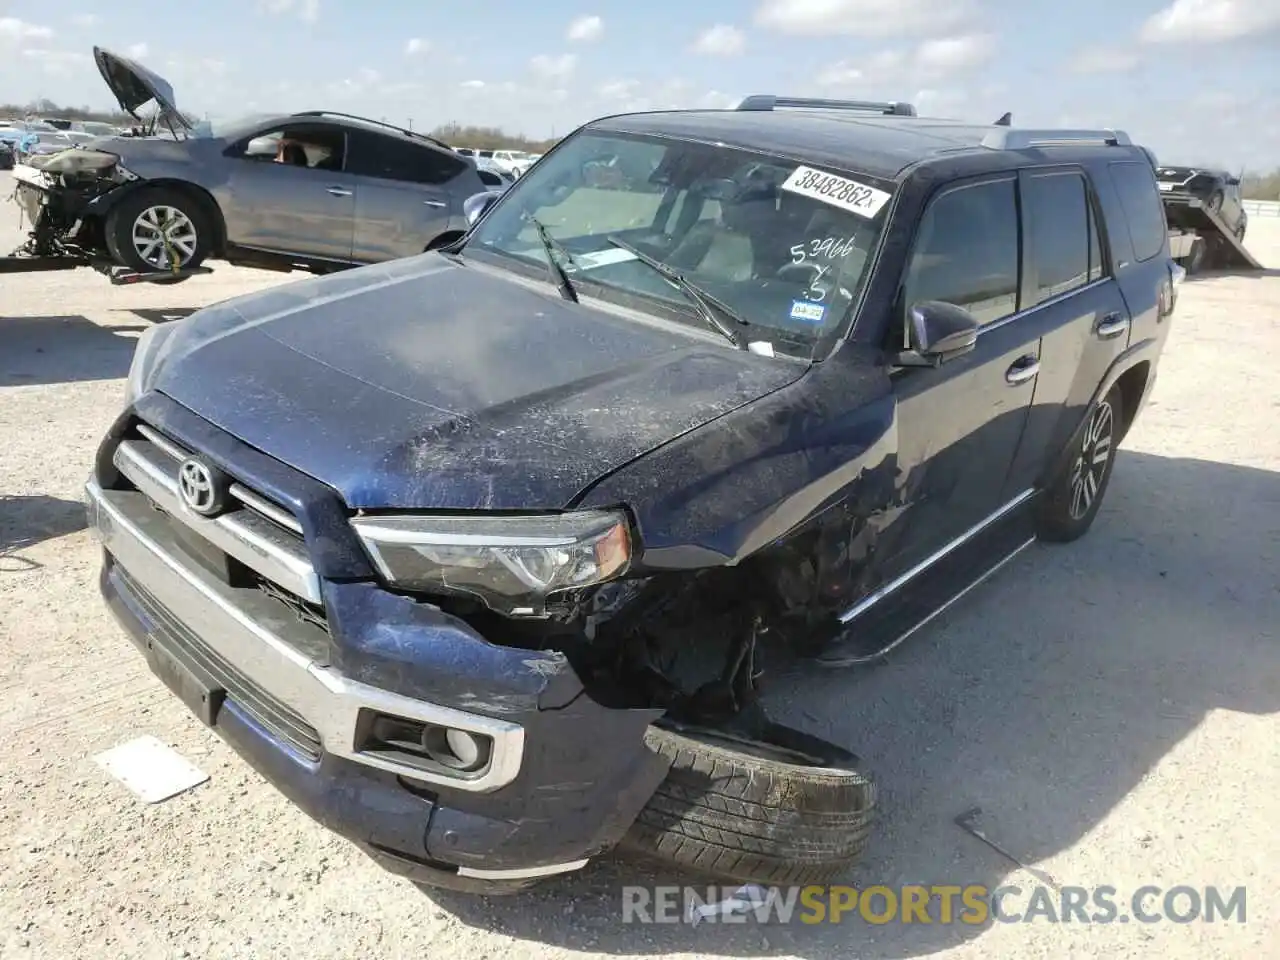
[10,46,487,281]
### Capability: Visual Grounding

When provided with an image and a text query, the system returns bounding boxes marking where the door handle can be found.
[1005,357,1040,385]
[327,186,353,197]
[422,199,447,208]
[1096,311,1130,340]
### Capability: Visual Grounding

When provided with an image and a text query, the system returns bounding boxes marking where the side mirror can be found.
[899,300,980,366]
[464,189,504,227]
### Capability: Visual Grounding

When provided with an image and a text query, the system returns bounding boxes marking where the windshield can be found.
[464,129,893,358]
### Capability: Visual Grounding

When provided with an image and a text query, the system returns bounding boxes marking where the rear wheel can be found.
[1036,384,1124,542]
[620,721,876,885]
[105,187,214,275]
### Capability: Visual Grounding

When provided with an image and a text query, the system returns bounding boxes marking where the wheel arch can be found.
[1041,342,1160,491]
[1112,360,1151,443]
[93,179,228,254]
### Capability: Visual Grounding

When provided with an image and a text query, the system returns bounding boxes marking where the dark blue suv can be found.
[86,95,1179,893]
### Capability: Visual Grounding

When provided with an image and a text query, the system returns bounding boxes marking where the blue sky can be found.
[1,0,1277,169]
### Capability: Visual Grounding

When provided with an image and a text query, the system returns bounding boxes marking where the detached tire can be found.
[621,722,876,885]
[1036,383,1124,543]
[105,187,214,275]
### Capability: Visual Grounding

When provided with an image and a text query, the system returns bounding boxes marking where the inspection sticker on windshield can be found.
[781,166,891,219]
[790,300,826,323]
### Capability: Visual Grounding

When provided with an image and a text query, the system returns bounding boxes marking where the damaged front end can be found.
[10,148,134,258]
[364,519,861,747]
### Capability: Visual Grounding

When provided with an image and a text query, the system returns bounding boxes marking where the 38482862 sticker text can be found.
[781,166,892,219]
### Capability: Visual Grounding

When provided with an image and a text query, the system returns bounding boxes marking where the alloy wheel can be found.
[131,205,198,269]
[1068,400,1114,520]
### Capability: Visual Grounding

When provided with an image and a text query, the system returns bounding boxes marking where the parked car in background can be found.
[73,120,120,138]
[0,138,13,170]
[14,131,80,161]
[1154,164,1248,240]
[11,46,490,279]
[473,156,515,189]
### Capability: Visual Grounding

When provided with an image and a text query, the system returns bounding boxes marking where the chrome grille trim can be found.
[112,439,322,605]
[134,423,304,536]
[228,483,304,535]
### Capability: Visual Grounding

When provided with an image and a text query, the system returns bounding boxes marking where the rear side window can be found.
[1024,171,1106,303]
[1108,161,1166,263]
[904,177,1021,325]
[347,132,467,185]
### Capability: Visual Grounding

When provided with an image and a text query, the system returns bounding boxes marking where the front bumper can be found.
[85,473,668,891]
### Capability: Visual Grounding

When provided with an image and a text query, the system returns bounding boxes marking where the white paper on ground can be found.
[94,735,209,803]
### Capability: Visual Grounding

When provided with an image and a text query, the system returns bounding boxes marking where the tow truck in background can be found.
[1156,165,1264,275]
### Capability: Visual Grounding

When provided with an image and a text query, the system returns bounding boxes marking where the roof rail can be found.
[737,95,917,117]
[983,128,1132,150]
[292,110,453,149]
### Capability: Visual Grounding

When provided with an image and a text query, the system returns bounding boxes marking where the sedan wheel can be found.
[132,205,199,269]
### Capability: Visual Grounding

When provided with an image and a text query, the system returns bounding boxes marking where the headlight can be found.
[351,510,633,616]
[125,322,178,404]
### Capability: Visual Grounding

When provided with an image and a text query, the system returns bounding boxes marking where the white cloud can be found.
[260,0,319,23]
[915,33,995,72]
[754,0,972,37]
[127,42,149,59]
[566,15,604,42]
[691,24,746,56]
[0,18,55,44]
[529,53,577,81]
[1069,46,1141,73]
[405,37,426,55]
[460,79,486,89]
[69,14,98,28]
[1140,0,1280,43]
[817,37,991,91]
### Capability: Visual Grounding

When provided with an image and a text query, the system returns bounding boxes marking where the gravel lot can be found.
[2,170,1279,959]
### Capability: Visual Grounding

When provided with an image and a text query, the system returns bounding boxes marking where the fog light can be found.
[422,726,491,773]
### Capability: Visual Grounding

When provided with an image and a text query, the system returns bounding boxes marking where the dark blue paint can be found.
[101,558,670,877]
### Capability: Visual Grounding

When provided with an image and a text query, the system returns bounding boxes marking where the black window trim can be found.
[345,128,467,186]
[895,171,1025,343]
[1018,165,1115,309]
[1107,159,1167,265]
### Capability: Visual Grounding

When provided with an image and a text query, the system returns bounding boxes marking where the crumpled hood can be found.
[152,255,803,510]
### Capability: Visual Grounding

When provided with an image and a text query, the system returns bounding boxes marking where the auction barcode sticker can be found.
[780,166,892,219]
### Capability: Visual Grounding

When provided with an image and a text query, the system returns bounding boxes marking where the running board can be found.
[816,505,1038,668]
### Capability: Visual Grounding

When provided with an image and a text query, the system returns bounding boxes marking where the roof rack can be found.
[737,95,917,117]
[292,111,453,150]
[983,128,1132,150]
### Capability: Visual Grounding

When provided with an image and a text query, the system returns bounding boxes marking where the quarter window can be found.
[904,178,1021,326]
[1108,161,1166,263]
[1024,171,1105,303]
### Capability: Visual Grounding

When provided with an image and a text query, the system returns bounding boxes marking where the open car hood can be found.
[92,46,190,130]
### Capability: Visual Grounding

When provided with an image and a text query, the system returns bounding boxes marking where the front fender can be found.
[575,346,900,580]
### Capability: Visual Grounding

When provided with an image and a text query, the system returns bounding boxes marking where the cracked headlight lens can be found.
[350,510,632,616]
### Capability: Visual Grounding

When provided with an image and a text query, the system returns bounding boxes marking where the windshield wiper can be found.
[526,215,578,303]
[606,236,748,349]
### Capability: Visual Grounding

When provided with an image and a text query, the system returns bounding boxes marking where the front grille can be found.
[118,564,324,762]
[111,421,324,615]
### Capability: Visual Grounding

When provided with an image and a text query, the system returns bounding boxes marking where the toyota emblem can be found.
[178,458,220,516]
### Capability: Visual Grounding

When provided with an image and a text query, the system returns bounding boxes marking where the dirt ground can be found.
[2,171,1279,959]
